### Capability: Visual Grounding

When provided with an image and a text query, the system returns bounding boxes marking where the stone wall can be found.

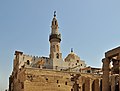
[16,68,73,91]
[9,67,102,91]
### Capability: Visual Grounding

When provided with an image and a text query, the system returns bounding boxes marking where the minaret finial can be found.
[54,11,56,17]
[71,48,73,52]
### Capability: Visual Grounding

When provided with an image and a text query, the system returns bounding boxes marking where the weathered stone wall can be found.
[22,68,72,91]
[9,67,102,91]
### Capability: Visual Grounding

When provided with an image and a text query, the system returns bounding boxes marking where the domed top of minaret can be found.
[51,11,58,28]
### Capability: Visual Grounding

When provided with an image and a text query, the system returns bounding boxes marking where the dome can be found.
[64,50,80,62]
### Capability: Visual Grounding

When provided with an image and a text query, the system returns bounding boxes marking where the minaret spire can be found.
[54,11,56,17]
[49,12,62,59]
[71,48,73,53]
[51,11,59,34]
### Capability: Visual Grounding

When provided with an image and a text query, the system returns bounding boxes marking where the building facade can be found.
[9,12,87,91]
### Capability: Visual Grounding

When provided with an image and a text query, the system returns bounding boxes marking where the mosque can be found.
[9,12,89,91]
[13,12,86,72]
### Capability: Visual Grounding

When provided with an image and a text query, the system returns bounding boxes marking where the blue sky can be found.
[1,0,120,90]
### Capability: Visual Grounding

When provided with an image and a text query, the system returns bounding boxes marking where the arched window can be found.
[27,60,30,65]
[57,80,59,83]
[56,53,59,59]
[55,21,57,25]
[65,82,67,85]
[77,60,79,63]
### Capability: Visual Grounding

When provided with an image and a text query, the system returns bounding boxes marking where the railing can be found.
[49,34,61,41]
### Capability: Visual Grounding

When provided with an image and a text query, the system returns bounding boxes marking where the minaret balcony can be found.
[49,34,61,42]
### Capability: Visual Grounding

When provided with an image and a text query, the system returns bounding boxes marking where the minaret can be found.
[49,11,62,60]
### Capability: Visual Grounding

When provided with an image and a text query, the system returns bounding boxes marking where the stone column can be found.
[94,79,100,91]
[111,75,116,91]
[85,77,91,91]
[102,58,110,91]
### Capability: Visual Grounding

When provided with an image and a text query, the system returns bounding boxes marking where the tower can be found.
[49,11,62,60]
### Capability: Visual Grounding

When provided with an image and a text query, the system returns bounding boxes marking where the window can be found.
[56,53,59,59]
[65,82,67,85]
[77,60,79,63]
[57,80,59,83]
[46,78,48,81]
[87,70,90,73]
[81,64,82,66]
[55,21,57,25]
[27,60,30,65]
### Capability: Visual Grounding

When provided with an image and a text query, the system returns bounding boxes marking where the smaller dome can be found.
[65,51,80,62]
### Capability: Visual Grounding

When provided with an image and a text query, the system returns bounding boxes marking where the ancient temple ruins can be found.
[102,46,120,91]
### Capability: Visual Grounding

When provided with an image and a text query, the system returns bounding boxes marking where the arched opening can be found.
[55,20,57,25]
[27,60,30,65]
[92,80,95,91]
[57,80,59,83]
[65,81,67,85]
[82,83,85,91]
[56,53,59,59]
